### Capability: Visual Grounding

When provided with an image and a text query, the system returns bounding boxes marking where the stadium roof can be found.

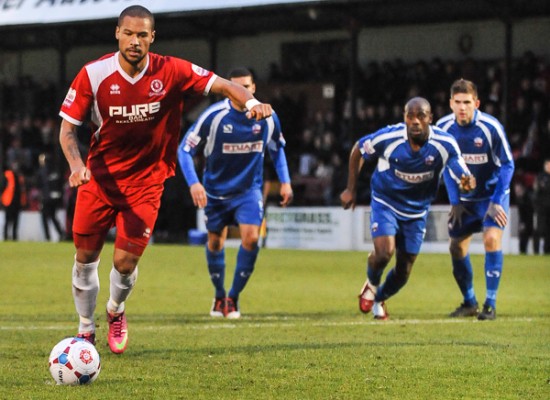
[0,0,549,51]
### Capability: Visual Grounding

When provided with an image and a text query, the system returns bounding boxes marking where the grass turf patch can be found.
[0,242,548,399]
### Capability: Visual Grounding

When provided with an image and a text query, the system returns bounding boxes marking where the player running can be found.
[340,97,475,320]
[178,67,293,319]
[59,6,273,353]
[437,79,514,320]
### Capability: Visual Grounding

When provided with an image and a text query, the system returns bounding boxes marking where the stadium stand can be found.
[1,1,549,243]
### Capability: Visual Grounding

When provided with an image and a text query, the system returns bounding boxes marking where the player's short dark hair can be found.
[228,67,254,81]
[118,5,155,30]
[450,79,478,98]
[404,97,431,113]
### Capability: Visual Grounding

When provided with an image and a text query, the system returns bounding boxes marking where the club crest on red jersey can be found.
[149,79,166,97]
[150,79,163,93]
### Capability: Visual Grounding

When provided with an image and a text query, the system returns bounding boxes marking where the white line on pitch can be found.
[0,317,536,332]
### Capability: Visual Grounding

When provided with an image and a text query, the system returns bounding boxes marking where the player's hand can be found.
[459,174,476,192]
[68,166,90,188]
[247,103,273,121]
[340,189,355,210]
[486,202,507,228]
[448,204,470,228]
[279,183,293,207]
[190,183,207,209]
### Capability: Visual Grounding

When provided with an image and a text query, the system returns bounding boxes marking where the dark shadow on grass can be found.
[113,338,512,360]
[125,312,358,324]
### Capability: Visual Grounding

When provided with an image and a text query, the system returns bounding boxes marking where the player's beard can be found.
[121,48,145,67]
[409,130,429,146]
[411,136,428,146]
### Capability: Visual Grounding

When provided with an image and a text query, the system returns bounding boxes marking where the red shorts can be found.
[72,178,163,256]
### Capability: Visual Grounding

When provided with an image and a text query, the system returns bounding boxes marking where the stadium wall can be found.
[191,206,522,255]
[0,206,528,254]
[1,17,548,84]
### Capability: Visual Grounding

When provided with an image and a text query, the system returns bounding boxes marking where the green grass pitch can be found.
[0,241,548,399]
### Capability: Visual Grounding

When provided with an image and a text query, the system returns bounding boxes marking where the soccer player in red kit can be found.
[59,5,272,354]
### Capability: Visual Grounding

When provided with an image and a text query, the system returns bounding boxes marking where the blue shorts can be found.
[204,189,264,233]
[370,200,427,255]
[448,194,510,238]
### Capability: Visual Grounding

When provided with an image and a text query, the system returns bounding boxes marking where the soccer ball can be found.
[48,337,101,385]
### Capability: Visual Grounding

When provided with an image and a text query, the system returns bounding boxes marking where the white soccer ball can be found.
[48,337,101,385]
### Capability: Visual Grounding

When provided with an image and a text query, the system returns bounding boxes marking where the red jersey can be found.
[60,52,216,187]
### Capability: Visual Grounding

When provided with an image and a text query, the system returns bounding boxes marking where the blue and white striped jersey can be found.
[359,123,470,218]
[436,110,514,205]
[178,98,287,198]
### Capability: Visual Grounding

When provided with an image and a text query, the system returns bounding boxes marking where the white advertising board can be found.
[1,205,521,254]
[264,206,353,250]
[0,0,318,26]
[261,205,516,254]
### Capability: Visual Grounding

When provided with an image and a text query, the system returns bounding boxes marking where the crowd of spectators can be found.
[269,52,549,210]
[1,51,549,249]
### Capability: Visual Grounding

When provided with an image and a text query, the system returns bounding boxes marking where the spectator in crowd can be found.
[37,152,65,241]
[1,160,27,241]
[513,170,537,254]
[6,136,33,176]
[297,128,317,176]
[1,45,550,240]
[534,158,550,254]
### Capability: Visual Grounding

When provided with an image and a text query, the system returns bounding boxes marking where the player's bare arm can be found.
[189,182,207,209]
[340,142,363,210]
[279,183,294,207]
[59,119,90,188]
[210,76,272,120]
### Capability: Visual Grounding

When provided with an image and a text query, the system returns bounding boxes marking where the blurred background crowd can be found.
[1,51,550,252]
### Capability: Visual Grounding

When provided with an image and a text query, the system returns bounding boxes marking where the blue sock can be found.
[452,255,477,306]
[228,245,259,300]
[376,268,407,302]
[367,264,384,287]
[206,247,226,299]
[484,251,503,308]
